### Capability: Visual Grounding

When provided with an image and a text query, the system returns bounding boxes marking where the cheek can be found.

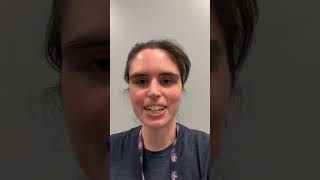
[211,55,231,127]
[210,60,231,157]
[129,86,144,112]
[63,89,108,135]
[164,85,183,114]
[167,88,182,106]
[211,75,230,122]
[61,71,109,143]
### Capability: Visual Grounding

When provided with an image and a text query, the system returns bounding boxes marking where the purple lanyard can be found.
[138,124,179,180]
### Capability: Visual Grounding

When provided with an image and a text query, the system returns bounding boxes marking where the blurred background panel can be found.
[218,0,320,179]
[0,0,86,179]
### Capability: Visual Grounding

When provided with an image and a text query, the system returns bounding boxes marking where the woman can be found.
[211,0,259,158]
[211,0,259,177]
[45,0,109,179]
[110,40,210,180]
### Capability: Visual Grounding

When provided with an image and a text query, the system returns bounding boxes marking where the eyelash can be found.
[160,78,174,85]
[132,78,175,86]
[85,58,109,72]
[133,79,148,86]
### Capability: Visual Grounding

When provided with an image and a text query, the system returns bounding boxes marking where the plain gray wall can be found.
[216,0,320,179]
[110,0,210,134]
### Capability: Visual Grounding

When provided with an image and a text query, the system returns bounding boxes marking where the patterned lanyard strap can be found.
[138,124,179,180]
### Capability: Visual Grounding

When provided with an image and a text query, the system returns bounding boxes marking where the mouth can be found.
[143,105,167,116]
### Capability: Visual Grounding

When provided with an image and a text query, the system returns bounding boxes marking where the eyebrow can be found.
[129,72,180,80]
[62,36,110,58]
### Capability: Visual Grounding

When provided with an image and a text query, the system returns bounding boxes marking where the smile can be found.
[144,105,166,111]
[144,105,167,116]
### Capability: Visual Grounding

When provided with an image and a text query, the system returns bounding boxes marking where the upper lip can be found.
[143,104,167,108]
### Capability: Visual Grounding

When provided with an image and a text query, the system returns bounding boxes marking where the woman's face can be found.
[211,13,232,158]
[60,0,109,179]
[128,48,183,129]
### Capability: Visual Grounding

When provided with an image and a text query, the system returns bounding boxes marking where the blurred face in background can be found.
[211,11,232,158]
[60,0,109,179]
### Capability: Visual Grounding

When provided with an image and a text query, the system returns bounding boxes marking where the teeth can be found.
[145,105,165,111]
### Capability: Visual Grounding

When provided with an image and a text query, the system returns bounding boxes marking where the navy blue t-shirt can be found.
[110,123,210,180]
[143,144,172,180]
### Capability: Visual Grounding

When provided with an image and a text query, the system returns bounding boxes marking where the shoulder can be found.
[178,123,210,162]
[177,124,210,178]
[178,123,210,147]
[110,126,141,145]
[110,126,142,178]
[110,126,141,157]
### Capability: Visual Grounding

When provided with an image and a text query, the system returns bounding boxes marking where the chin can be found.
[141,117,174,129]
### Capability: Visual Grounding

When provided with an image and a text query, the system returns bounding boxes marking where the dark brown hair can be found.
[212,0,259,86]
[44,0,65,72]
[124,39,191,86]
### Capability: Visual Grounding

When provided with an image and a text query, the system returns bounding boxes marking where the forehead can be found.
[129,48,179,74]
[61,0,109,45]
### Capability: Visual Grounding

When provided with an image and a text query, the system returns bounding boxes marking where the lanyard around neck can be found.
[138,124,179,180]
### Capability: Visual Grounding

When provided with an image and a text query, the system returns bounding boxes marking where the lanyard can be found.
[138,124,179,180]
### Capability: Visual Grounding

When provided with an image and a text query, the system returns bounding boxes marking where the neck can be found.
[141,121,177,152]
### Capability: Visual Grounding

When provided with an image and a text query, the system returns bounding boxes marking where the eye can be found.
[160,78,174,86]
[86,58,109,73]
[134,79,149,86]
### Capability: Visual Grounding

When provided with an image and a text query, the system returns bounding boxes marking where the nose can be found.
[147,79,161,98]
